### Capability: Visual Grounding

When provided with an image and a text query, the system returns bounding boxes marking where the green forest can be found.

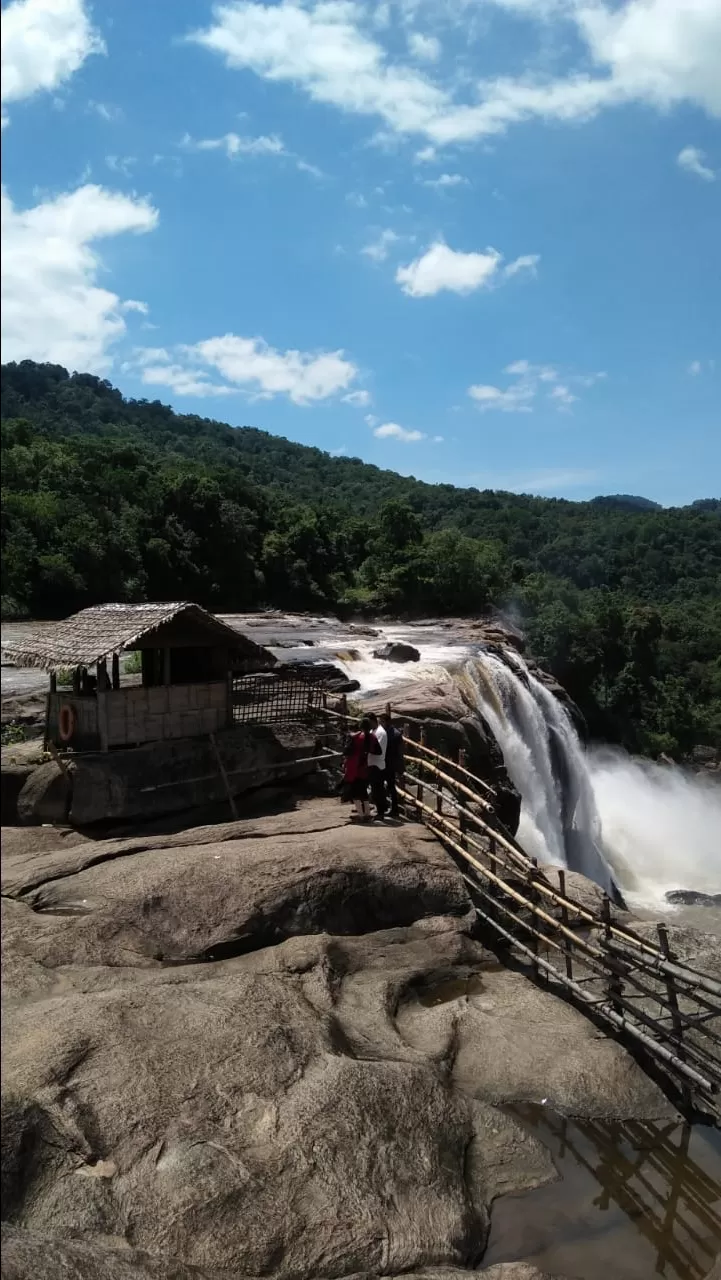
[2,359,720,760]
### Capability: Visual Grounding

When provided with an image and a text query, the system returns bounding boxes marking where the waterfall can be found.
[458,649,622,901]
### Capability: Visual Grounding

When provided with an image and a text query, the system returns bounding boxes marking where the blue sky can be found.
[1,0,719,505]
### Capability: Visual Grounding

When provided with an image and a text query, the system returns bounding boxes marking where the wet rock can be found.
[373,642,421,663]
[278,660,360,693]
[347,623,380,638]
[666,890,721,908]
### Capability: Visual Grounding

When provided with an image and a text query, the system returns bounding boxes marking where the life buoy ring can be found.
[58,703,76,744]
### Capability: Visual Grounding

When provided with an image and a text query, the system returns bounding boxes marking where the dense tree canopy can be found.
[2,360,719,759]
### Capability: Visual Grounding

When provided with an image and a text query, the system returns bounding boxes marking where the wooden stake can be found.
[558,869,574,980]
[210,732,238,821]
[528,858,540,981]
[603,893,624,1016]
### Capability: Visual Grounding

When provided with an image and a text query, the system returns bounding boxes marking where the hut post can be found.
[44,673,55,752]
[112,653,120,690]
[163,648,172,687]
[72,667,81,695]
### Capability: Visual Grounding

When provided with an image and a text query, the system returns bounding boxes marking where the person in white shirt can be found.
[367,714,388,818]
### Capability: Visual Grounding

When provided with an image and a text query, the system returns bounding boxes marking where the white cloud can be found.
[407,32,441,62]
[343,389,372,406]
[182,131,286,158]
[1,183,158,372]
[295,158,324,178]
[469,358,602,412]
[395,241,503,296]
[504,253,540,278]
[133,335,360,405]
[422,172,469,188]
[138,362,238,398]
[688,359,703,375]
[1,0,103,122]
[121,299,149,315]
[89,100,122,122]
[549,383,578,409]
[190,0,721,150]
[362,227,402,261]
[677,145,716,182]
[468,382,535,413]
[374,421,426,442]
[105,155,136,176]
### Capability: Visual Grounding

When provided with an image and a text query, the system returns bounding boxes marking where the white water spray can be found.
[589,750,721,910]
[457,647,721,911]
[459,650,621,900]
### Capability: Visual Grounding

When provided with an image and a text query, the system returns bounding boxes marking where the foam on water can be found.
[589,748,721,910]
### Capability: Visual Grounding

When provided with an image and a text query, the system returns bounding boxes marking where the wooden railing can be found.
[326,700,721,1121]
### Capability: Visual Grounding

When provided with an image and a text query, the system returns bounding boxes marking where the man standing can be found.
[380,712,404,818]
[367,713,387,818]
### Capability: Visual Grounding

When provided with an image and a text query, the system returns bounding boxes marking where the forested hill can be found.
[2,359,720,757]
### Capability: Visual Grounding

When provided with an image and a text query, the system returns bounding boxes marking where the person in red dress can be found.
[342,717,381,821]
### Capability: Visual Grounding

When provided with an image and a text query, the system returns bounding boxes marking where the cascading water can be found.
[458,648,622,901]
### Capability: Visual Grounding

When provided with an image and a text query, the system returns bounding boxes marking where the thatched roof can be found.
[1,602,276,673]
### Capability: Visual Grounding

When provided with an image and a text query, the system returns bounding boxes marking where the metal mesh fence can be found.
[231,670,329,724]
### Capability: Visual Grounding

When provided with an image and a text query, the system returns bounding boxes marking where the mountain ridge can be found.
[2,359,720,758]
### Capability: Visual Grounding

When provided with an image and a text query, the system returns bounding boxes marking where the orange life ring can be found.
[58,703,76,744]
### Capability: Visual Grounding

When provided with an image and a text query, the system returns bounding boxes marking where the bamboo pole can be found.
[327,702,721,984]
[402,750,496,814]
[470,899,719,1101]
[401,787,721,1087]
[210,732,238,821]
[139,750,343,793]
[559,869,574,980]
[400,730,495,794]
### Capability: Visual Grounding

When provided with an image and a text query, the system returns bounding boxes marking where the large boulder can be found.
[15,761,70,826]
[0,801,697,1280]
[373,642,421,664]
[1,826,556,1280]
[1,802,471,972]
[666,890,721,908]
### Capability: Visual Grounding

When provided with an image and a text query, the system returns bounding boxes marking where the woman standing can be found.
[342,717,381,821]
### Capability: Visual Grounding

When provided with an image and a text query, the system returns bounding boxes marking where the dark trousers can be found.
[385,770,400,816]
[369,769,387,816]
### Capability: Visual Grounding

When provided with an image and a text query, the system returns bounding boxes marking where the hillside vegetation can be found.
[2,360,720,758]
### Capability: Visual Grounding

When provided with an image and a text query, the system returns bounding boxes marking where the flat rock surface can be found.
[0,800,686,1280]
[2,801,469,970]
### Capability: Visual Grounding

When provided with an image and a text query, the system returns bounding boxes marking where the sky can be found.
[1,0,720,506]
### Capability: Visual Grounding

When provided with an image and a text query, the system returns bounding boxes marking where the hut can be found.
[1,602,276,752]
